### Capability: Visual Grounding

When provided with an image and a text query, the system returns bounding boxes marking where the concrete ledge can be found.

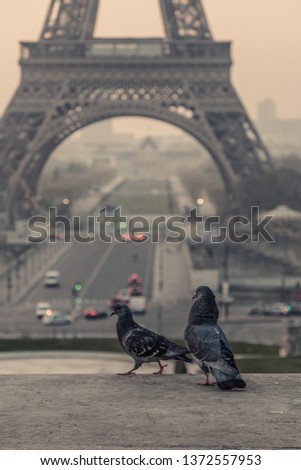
[1,374,300,449]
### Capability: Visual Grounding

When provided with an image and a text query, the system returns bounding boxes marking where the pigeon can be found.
[184,286,246,390]
[111,303,192,375]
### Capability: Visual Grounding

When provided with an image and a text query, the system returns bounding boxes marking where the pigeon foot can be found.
[153,362,168,375]
[117,371,137,376]
[197,375,215,386]
[197,381,215,386]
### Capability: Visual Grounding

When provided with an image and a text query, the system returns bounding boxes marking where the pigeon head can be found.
[110,303,133,319]
[192,286,215,300]
[188,285,219,324]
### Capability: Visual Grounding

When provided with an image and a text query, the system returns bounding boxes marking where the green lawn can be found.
[105,179,176,215]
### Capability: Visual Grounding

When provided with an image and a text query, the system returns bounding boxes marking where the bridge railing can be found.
[0,175,125,306]
[0,241,69,305]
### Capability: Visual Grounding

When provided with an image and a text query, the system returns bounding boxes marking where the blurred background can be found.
[0,0,301,374]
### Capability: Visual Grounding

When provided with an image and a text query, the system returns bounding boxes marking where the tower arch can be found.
[0,0,274,226]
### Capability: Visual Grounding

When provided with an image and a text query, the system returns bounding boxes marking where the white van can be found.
[35,302,52,319]
[44,270,60,287]
[130,296,147,315]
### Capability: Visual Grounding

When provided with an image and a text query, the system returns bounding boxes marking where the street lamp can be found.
[219,209,235,319]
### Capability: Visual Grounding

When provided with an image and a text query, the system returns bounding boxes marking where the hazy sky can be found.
[0,0,300,136]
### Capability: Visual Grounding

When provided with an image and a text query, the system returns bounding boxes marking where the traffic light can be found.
[72,282,82,300]
[74,282,82,292]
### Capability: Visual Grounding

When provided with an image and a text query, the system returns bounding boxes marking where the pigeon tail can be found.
[210,368,246,390]
[165,343,192,363]
[174,353,193,364]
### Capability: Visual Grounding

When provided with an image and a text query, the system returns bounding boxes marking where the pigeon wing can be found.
[185,324,219,360]
[123,328,169,359]
[218,327,240,372]
[200,325,246,389]
[186,324,239,373]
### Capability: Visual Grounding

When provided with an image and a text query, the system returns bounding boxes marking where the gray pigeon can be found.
[184,286,246,390]
[111,303,192,375]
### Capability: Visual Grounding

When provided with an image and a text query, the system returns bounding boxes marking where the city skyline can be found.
[0,0,300,137]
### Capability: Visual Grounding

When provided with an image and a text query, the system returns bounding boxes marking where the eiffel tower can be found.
[0,0,274,227]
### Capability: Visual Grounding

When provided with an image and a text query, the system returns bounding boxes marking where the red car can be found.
[83,306,108,320]
[127,273,143,296]
[128,285,143,296]
[109,290,131,309]
[128,273,143,285]
[121,232,147,242]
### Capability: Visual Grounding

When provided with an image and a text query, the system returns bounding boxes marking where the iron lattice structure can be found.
[0,0,274,226]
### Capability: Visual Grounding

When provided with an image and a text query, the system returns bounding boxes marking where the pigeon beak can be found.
[110,311,116,317]
[192,292,197,299]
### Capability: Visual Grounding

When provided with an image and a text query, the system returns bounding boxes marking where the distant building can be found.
[158,134,206,168]
[116,133,211,178]
[256,98,301,157]
[92,155,116,170]
[258,98,277,122]
[40,120,214,184]
[132,137,165,179]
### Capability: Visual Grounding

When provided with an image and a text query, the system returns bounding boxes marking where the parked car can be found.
[130,296,147,315]
[285,302,301,315]
[128,273,143,286]
[110,285,142,309]
[116,289,131,302]
[44,270,60,287]
[42,311,72,326]
[109,296,130,309]
[121,232,147,242]
[127,273,143,296]
[264,303,291,316]
[83,306,108,320]
[128,285,143,296]
[35,302,52,319]
[248,302,292,316]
